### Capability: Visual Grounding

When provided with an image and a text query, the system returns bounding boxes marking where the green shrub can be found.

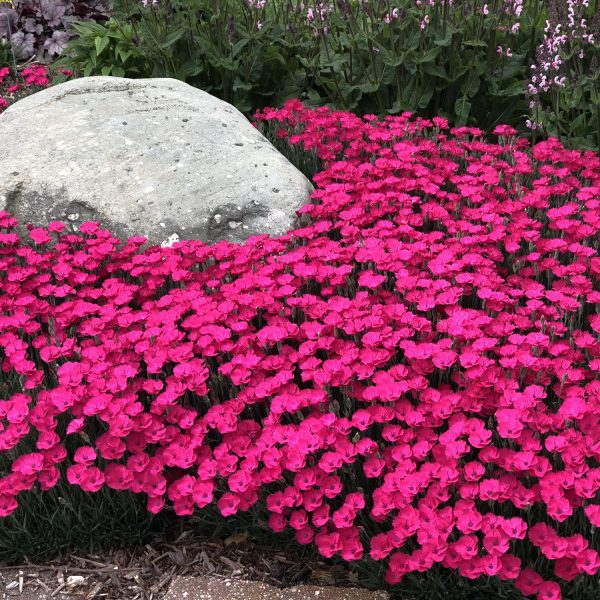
[52,18,149,78]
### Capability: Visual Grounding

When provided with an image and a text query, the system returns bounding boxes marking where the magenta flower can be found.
[0,100,598,599]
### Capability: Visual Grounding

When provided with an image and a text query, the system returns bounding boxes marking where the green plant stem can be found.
[596,96,600,152]
[529,0,539,59]
[319,27,345,107]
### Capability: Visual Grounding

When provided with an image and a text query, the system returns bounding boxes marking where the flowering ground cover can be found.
[0,62,70,110]
[0,101,599,599]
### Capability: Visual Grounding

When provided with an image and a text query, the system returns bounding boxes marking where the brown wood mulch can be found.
[0,530,371,600]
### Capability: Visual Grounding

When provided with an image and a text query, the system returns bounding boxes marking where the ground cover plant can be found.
[0,62,72,110]
[45,0,600,152]
[0,101,599,599]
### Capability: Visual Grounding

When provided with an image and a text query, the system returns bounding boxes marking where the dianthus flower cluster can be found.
[1,101,599,599]
[0,63,71,111]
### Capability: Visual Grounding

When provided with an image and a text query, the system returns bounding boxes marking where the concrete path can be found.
[1,571,390,600]
[164,577,390,600]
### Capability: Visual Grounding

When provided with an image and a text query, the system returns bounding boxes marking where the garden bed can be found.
[0,100,599,600]
[1,3,599,600]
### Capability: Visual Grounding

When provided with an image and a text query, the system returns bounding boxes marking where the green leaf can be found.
[232,77,253,92]
[460,76,480,98]
[263,45,286,67]
[231,37,250,58]
[377,46,405,68]
[461,39,487,48]
[492,79,525,97]
[194,36,223,65]
[565,85,583,110]
[101,65,112,76]
[106,28,130,40]
[415,47,439,65]
[112,66,126,77]
[94,35,110,57]
[386,96,405,114]
[447,64,470,83]
[404,28,421,51]
[496,56,525,80]
[341,85,362,106]
[422,62,448,80]
[71,21,107,36]
[236,101,253,114]
[433,30,453,47]
[161,28,186,49]
[212,56,236,70]
[356,80,381,94]
[570,113,587,133]
[454,96,472,124]
[178,59,206,79]
[297,55,313,69]
[117,48,133,63]
[415,82,434,109]
[318,50,347,71]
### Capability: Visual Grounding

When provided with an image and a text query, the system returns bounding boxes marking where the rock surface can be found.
[0,77,314,246]
[164,577,390,600]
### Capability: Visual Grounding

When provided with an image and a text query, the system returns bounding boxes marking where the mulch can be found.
[0,530,367,600]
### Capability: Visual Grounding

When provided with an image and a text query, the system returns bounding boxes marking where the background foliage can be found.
[0,0,109,62]
[46,0,600,151]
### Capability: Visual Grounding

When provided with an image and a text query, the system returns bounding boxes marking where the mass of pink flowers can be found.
[0,64,70,112]
[1,100,599,599]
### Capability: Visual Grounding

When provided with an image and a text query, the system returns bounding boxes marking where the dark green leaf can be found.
[415,83,434,109]
[448,65,470,82]
[377,46,405,68]
[454,96,472,124]
[318,50,347,71]
[386,96,405,114]
[496,56,525,80]
[161,28,186,49]
[232,77,253,92]
[492,80,525,97]
[263,45,287,67]
[460,76,480,98]
[422,62,448,80]
[298,55,313,69]
[433,30,453,47]
[570,113,587,133]
[231,37,250,58]
[415,47,439,65]
[356,80,381,94]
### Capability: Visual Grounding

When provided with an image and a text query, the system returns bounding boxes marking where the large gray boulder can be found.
[0,77,314,246]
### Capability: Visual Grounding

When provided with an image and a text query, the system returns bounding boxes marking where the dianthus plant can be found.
[0,63,63,111]
[0,101,599,600]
